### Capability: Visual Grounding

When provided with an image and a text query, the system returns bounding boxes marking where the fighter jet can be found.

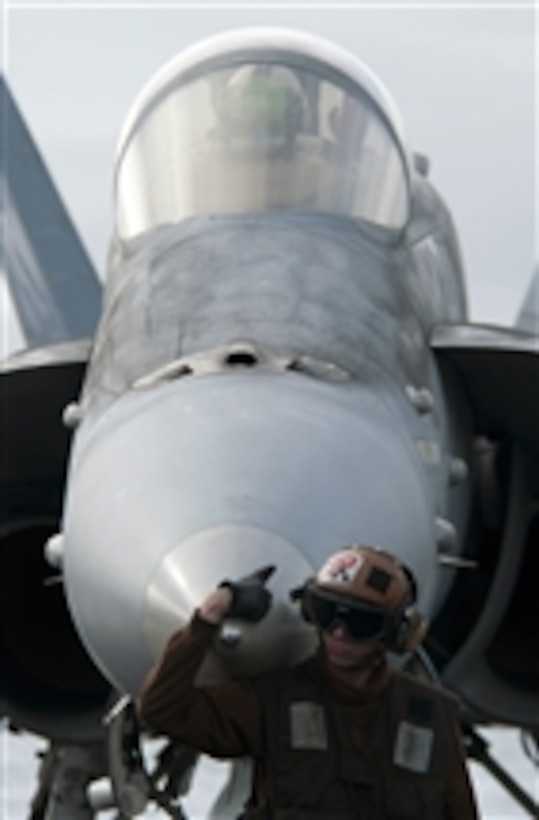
[1,28,538,818]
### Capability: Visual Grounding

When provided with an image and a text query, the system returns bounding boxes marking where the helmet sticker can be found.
[318,550,364,584]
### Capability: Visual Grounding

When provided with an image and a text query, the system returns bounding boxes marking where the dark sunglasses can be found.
[303,587,396,641]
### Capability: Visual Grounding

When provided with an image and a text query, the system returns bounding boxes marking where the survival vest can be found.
[244,659,462,820]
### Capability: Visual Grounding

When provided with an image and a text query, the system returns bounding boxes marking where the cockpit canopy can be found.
[115,28,411,239]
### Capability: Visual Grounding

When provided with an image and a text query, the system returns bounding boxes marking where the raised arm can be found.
[137,587,263,759]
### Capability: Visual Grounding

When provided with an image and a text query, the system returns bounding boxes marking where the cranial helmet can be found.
[295,545,427,654]
[316,545,414,608]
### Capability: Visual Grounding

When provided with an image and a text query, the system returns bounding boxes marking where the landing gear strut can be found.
[87,696,198,818]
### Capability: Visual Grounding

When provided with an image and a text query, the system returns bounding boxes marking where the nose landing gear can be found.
[88,696,198,818]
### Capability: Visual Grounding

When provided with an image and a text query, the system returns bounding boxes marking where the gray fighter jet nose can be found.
[62,370,436,694]
[144,524,317,677]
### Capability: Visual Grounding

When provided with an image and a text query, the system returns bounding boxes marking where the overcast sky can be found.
[2,2,538,817]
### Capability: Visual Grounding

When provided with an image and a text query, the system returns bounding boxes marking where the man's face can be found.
[321,622,380,670]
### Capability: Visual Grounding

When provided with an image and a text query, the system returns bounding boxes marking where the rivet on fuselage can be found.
[449,457,468,485]
[63,402,84,428]
[435,516,457,554]
[406,386,434,415]
[45,532,65,569]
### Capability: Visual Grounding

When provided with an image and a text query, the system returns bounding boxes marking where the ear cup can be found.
[391,609,429,654]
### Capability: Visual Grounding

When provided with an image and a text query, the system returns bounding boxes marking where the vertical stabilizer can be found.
[515,266,539,335]
[0,76,102,357]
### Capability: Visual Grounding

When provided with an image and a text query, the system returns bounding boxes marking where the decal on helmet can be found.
[317,550,364,585]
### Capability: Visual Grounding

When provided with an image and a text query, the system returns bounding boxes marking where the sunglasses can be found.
[303,587,397,641]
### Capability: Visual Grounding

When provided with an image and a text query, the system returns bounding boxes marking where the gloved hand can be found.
[219,565,276,622]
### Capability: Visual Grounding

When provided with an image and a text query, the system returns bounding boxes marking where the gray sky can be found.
[4,2,537,326]
[2,3,538,817]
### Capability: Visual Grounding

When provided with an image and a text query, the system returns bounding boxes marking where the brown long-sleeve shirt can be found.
[138,612,479,818]
[138,612,263,758]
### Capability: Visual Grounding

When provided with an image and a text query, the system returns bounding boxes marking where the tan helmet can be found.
[315,545,415,611]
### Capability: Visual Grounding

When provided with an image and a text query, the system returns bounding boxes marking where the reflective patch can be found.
[393,720,434,773]
[290,701,328,749]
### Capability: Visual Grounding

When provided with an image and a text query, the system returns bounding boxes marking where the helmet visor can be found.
[305,586,395,640]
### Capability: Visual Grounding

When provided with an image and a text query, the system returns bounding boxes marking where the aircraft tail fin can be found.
[0,76,102,356]
[514,266,539,335]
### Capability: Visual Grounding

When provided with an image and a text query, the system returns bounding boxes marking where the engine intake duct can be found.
[0,521,111,742]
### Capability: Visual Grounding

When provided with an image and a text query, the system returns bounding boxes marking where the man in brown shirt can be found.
[138,545,479,819]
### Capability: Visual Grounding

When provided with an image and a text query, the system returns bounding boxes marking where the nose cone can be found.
[62,372,436,695]
[145,525,316,677]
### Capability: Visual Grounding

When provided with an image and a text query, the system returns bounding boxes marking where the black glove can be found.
[219,565,276,622]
